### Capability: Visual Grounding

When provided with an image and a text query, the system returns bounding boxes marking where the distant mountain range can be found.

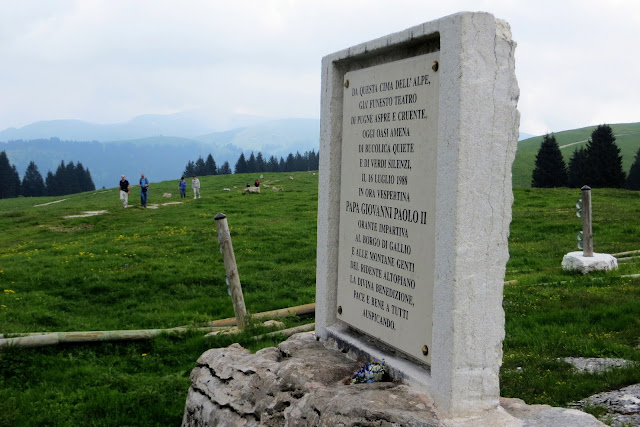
[0,112,320,189]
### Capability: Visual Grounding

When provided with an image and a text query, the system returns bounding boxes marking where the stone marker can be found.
[316,11,519,418]
[562,186,618,273]
[183,11,605,425]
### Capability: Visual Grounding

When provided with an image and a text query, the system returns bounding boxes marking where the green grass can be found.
[1,174,640,424]
[513,122,640,188]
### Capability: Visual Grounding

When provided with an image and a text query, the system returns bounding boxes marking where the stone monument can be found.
[316,11,519,418]
[182,11,605,426]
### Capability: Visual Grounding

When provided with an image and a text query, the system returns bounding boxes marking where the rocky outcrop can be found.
[182,332,606,426]
[183,332,442,426]
[569,383,640,427]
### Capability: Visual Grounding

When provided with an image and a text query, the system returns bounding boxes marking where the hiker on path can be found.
[179,177,187,198]
[139,173,149,208]
[192,175,201,199]
[119,175,130,208]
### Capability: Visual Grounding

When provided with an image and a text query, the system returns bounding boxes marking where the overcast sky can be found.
[1,0,638,136]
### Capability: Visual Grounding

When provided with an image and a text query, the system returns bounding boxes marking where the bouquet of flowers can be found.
[350,358,386,384]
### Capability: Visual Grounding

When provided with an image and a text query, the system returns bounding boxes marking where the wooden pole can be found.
[581,186,593,257]
[0,326,228,349]
[215,213,247,328]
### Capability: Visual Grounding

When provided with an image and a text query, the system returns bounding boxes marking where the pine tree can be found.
[268,155,279,172]
[45,171,56,196]
[66,161,80,194]
[77,163,95,191]
[0,151,20,198]
[219,161,232,175]
[11,165,21,197]
[294,151,305,171]
[21,161,46,197]
[183,160,196,177]
[255,152,265,172]
[285,153,295,172]
[568,147,588,188]
[626,147,640,190]
[194,157,206,176]
[246,152,257,173]
[584,124,626,188]
[531,134,567,187]
[307,150,319,171]
[205,154,217,175]
[235,153,248,174]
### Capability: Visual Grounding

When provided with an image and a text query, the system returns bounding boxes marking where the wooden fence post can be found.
[214,213,247,328]
[581,185,593,257]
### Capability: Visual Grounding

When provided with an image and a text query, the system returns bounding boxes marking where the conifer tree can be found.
[285,153,295,172]
[584,124,626,188]
[268,155,279,172]
[234,153,248,174]
[255,152,265,172]
[77,163,95,191]
[294,151,304,171]
[568,147,588,188]
[21,161,46,197]
[531,134,567,187]
[246,152,257,173]
[194,157,206,176]
[183,160,196,177]
[219,161,232,175]
[205,154,217,175]
[626,147,640,190]
[0,151,20,198]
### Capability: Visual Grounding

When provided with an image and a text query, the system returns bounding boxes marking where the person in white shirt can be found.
[192,175,201,199]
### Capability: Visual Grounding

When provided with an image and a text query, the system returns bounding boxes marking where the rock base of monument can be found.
[561,251,618,274]
[182,332,604,426]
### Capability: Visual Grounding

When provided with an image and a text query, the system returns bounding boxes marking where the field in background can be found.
[1,173,639,425]
[512,122,640,188]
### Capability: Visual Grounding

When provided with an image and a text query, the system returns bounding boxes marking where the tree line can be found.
[0,151,95,199]
[531,124,640,190]
[182,150,319,178]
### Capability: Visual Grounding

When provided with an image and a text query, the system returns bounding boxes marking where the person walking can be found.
[139,173,149,208]
[179,177,187,198]
[192,175,201,199]
[119,175,130,208]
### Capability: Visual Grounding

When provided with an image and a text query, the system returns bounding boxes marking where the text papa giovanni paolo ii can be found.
[343,71,434,333]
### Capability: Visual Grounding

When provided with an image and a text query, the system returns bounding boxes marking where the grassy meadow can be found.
[1,171,639,425]
[512,122,640,188]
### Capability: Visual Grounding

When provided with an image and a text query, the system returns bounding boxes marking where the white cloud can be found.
[0,0,638,133]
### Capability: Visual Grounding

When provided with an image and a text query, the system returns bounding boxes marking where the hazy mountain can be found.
[194,118,319,157]
[519,132,535,141]
[0,110,274,142]
[0,116,320,189]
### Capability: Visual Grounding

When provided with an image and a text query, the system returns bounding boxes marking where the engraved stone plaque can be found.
[336,53,439,364]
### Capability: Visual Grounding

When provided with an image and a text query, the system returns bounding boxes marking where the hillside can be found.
[513,122,640,188]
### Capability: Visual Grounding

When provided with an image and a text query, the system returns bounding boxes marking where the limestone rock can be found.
[569,383,640,427]
[562,357,636,374]
[183,333,606,426]
[183,332,442,426]
[262,320,285,329]
[501,397,605,427]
